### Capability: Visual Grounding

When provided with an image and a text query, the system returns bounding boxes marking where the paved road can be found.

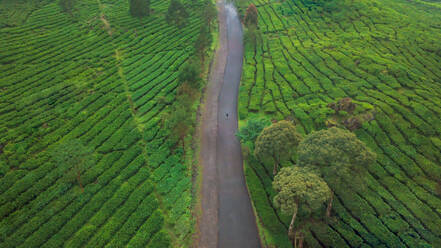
[198,1,261,247]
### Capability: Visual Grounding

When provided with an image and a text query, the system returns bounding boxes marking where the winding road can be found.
[198,1,261,247]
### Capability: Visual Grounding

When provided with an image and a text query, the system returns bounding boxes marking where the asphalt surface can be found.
[198,1,261,247]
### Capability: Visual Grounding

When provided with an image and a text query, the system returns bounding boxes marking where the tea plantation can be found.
[237,0,441,246]
[0,0,210,247]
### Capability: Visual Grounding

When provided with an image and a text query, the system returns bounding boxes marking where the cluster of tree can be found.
[162,0,214,159]
[195,2,216,60]
[129,0,150,17]
[162,59,202,155]
[238,120,376,246]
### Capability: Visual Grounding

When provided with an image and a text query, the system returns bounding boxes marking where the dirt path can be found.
[198,1,260,247]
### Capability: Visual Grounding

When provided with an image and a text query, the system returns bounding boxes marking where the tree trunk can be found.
[288,207,298,238]
[326,191,334,218]
[298,233,304,248]
[273,162,278,176]
[273,156,279,176]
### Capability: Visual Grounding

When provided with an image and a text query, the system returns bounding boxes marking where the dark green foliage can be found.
[236,116,271,150]
[244,4,258,27]
[164,58,202,149]
[166,0,189,27]
[254,120,302,174]
[297,127,376,185]
[164,99,193,146]
[59,0,75,13]
[273,166,331,243]
[244,25,258,48]
[178,59,202,89]
[195,25,212,59]
[129,0,150,17]
[273,166,331,216]
[202,1,217,26]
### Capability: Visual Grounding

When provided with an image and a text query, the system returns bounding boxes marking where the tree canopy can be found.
[129,0,150,17]
[59,0,75,13]
[178,59,202,89]
[236,116,271,149]
[166,0,189,27]
[297,127,376,180]
[254,120,302,174]
[296,126,376,208]
[195,25,212,60]
[202,1,216,26]
[273,166,331,240]
[244,4,258,27]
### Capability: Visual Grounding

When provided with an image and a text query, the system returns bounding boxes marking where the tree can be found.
[297,127,375,179]
[178,59,202,89]
[254,120,302,175]
[51,139,94,192]
[202,1,216,27]
[129,0,150,17]
[273,166,331,246]
[166,102,192,154]
[297,127,376,216]
[236,116,271,150]
[163,86,195,156]
[195,25,212,60]
[244,4,258,27]
[59,0,75,13]
[244,24,257,47]
[166,0,189,27]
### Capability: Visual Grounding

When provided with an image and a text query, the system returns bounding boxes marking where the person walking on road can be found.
[225,112,229,119]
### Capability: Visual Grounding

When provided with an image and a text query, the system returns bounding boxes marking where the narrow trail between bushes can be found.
[198,1,261,247]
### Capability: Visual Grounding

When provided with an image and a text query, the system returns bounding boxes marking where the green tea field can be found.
[0,0,212,247]
[2,0,441,246]
[237,0,441,246]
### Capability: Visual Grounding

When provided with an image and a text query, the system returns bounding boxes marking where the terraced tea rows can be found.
[0,0,208,247]
[237,0,441,246]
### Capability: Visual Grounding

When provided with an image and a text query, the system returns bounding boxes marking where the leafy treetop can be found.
[166,0,189,27]
[244,4,258,27]
[129,0,150,17]
[178,59,202,90]
[297,127,375,172]
[236,116,271,150]
[273,166,331,240]
[273,166,331,215]
[254,120,302,174]
[297,127,376,191]
[59,0,75,13]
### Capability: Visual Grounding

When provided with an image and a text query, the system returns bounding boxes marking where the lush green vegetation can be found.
[236,0,441,246]
[0,0,214,246]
